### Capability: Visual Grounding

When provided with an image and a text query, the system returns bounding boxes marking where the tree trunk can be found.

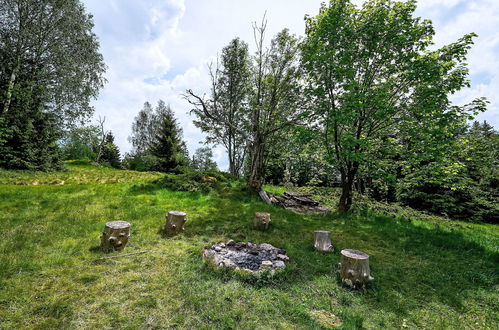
[248,138,265,191]
[3,65,18,114]
[338,180,353,212]
[337,164,358,212]
[164,211,187,236]
[314,230,333,251]
[254,212,271,231]
[100,221,131,252]
[339,249,374,288]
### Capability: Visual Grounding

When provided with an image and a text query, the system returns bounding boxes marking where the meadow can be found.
[0,162,497,329]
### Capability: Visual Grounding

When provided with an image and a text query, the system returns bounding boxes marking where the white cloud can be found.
[83,0,499,170]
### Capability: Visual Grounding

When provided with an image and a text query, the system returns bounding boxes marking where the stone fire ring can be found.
[202,240,290,274]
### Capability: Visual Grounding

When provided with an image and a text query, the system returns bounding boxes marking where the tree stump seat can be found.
[254,212,271,231]
[314,230,333,251]
[339,249,374,288]
[100,220,131,252]
[164,211,187,236]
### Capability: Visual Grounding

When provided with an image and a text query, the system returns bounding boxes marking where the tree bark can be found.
[254,212,271,231]
[338,180,353,212]
[339,249,374,288]
[164,211,187,236]
[100,221,131,252]
[2,65,18,114]
[337,163,359,212]
[248,137,265,191]
[314,230,333,251]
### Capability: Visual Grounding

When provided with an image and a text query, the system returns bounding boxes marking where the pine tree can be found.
[100,131,121,168]
[150,103,188,172]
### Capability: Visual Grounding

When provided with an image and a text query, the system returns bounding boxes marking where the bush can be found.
[122,154,159,172]
[154,170,235,193]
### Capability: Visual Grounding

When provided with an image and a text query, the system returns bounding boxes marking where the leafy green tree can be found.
[191,147,218,171]
[129,102,156,156]
[265,127,337,186]
[0,0,106,121]
[99,131,121,168]
[302,0,485,211]
[397,120,498,222]
[60,125,100,160]
[187,18,304,191]
[190,38,250,177]
[0,0,106,170]
[127,100,188,172]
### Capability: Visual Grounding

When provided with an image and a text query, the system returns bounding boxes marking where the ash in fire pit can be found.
[202,240,290,273]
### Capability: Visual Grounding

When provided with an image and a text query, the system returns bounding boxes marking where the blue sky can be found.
[82,0,499,169]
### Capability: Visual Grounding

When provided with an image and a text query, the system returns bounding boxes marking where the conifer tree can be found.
[150,103,188,172]
[100,131,121,168]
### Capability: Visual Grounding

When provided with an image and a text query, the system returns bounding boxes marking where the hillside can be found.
[0,163,498,329]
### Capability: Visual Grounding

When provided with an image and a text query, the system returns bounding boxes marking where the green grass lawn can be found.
[0,163,498,329]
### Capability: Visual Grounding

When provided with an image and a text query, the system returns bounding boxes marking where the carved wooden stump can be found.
[339,249,374,288]
[254,212,271,231]
[314,230,333,251]
[164,211,187,236]
[100,220,130,252]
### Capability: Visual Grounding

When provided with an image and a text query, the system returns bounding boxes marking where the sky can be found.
[82,0,499,170]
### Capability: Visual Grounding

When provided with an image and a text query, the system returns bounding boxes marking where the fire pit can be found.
[202,240,290,273]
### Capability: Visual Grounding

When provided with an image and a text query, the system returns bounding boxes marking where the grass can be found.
[0,163,498,329]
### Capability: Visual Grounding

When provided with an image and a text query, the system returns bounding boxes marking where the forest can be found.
[0,0,498,328]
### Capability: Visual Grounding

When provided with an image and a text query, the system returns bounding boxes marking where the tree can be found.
[186,17,304,191]
[127,100,188,172]
[149,102,188,173]
[191,38,250,177]
[191,147,218,171]
[302,0,485,211]
[397,120,498,222]
[99,131,121,168]
[0,105,63,170]
[0,0,106,170]
[60,124,100,160]
[0,0,106,121]
[128,101,156,156]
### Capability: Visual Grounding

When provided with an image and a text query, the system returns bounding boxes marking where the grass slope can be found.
[0,163,498,329]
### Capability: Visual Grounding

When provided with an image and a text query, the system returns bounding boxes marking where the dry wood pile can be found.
[259,190,329,214]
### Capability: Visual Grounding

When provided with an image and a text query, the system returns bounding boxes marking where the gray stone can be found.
[259,243,275,251]
[202,241,290,273]
[274,260,285,268]
[261,260,273,267]
[277,254,289,261]
[222,258,237,268]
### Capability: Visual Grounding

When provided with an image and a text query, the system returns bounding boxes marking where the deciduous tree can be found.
[190,38,250,177]
[302,0,484,211]
[186,17,304,191]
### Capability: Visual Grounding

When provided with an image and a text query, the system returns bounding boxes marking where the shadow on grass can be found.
[182,189,499,320]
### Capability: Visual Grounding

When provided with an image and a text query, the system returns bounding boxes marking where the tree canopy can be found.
[0,0,106,170]
[302,0,486,211]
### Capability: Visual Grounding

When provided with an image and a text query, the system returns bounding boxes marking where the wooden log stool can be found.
[314,230,333,251]
[100,220,131,252]
[254,212,271,231]
[164,211,187,236]
[339,249,374,288]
